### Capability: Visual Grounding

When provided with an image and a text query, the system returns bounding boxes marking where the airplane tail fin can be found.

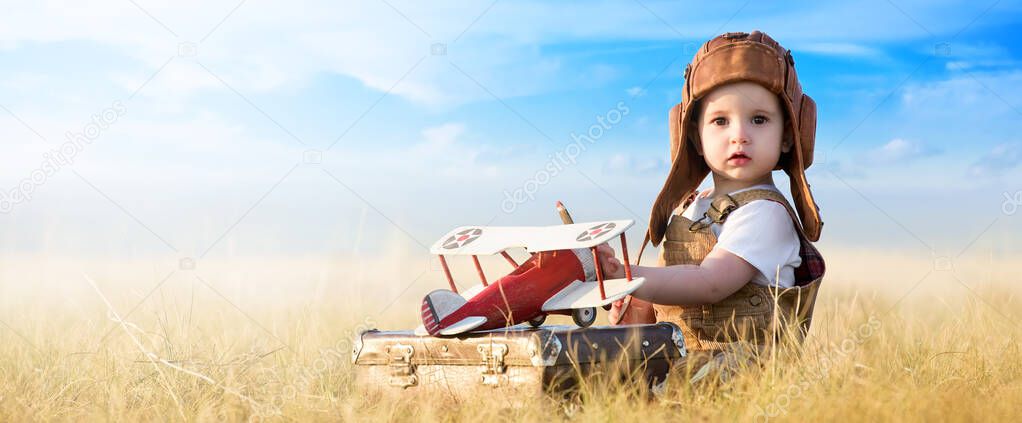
[421,289,467,336]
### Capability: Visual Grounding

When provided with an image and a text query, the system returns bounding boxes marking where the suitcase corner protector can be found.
[528,332,563,367]
[351,328,378,364]
[657,321,688,358]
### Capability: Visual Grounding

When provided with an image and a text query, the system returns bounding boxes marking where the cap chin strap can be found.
[637,189,700,266]
[636,230,651,267]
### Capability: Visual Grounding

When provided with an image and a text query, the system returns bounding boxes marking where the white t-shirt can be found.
[674,184,802,288]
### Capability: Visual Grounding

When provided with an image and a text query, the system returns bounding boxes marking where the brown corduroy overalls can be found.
[654,189,826,381]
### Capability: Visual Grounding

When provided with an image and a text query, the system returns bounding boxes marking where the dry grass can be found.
[1,249,1020,421]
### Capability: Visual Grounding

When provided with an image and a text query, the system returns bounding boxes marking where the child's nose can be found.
[729,125,750,144]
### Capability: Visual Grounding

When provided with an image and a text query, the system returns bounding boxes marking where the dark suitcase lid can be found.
[352,323,686,367]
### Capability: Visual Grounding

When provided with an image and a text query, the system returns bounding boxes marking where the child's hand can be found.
[595,243,625,279]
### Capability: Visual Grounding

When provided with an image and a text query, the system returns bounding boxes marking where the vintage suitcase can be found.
[351,323,687,402]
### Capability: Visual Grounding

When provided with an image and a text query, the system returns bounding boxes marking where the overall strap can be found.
[638,188,806,265]
[726,189,826,284]
[700,189,807,237]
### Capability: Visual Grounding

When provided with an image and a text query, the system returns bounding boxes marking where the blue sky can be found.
[1,0,1021,261]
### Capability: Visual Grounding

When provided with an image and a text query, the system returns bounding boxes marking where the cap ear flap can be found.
[669,103,683,162]
[782,122,794,153]
[798,94,817,168]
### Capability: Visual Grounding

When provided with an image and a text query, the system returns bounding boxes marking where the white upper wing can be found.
[429,220,633,255]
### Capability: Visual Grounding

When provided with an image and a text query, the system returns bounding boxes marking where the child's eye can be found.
[711,117,727,126]
[752,115,769,124]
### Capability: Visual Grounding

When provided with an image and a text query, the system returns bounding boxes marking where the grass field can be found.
[1,249,1020,421]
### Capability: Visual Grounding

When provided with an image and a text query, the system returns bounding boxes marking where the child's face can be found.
[695,81,789,184]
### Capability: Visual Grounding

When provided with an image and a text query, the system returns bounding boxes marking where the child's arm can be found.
[596,244,756,305]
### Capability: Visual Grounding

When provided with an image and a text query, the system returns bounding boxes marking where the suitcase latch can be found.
[387,344,417,388]
[477,343,508,386]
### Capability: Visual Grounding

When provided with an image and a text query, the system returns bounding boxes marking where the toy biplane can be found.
[415,219,646,336]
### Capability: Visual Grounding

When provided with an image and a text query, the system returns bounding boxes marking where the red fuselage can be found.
[425,249,585,333]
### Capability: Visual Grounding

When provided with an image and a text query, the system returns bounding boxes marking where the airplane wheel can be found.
[572,307,597,328]
[528,314,546,327]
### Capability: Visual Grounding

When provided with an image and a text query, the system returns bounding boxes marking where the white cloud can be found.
[2,1,1021,255]
[3,1,1010,107]
[0,1,557,106]
[933,42,1011,61]
[409,122,522,178]
[865,138,940,163]
[945,59,1022,73]
[112,59,223,101]
[967,143,1021,177]
[420,123,465,149]
[601,153,668,176]
[901,69,1022,109]
[626,86,646,97]
[474,144,536,165]
[795,42,881,58]
[945,61,971,71]
[811,158,866,179]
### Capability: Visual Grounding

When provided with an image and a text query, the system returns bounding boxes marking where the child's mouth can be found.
[728,152,751,166]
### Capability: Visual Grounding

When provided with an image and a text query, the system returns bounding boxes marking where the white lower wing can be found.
[541,277,646,311]
[414,324,429,336]
[438,316,487,336]
[415,316,488,336]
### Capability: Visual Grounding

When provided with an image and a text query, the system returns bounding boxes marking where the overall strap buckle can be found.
[701,304,713,324]
[689,194,739,232]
